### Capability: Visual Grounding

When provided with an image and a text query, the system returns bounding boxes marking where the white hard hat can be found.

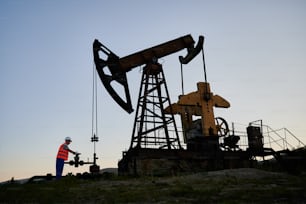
[65,136,72,141]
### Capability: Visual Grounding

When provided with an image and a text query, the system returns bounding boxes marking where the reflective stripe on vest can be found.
[57,143,69,160]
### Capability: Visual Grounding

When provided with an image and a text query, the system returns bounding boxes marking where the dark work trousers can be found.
[56,158,65,179]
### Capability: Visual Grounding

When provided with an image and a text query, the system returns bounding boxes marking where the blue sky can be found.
[1,0,306,181]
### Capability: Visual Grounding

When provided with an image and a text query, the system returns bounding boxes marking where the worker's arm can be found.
[63,144,76,155]
[68,149,76,155]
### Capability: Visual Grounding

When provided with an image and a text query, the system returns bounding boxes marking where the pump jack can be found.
[93,34,306,175]
[93,34,237,175]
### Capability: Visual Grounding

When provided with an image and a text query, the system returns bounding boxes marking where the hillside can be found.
[1,168,306,203]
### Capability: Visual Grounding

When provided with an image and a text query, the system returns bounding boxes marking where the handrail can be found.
[284,128,305,148]
[264,125,306,150]
[229,122,305,152]
[161,122,305,152]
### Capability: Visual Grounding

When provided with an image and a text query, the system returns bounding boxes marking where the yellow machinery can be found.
[165,82,230,140]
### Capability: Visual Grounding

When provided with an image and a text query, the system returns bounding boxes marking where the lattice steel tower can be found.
[130,62,181,149]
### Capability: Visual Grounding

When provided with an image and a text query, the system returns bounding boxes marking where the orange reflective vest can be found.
[57,143,69,160]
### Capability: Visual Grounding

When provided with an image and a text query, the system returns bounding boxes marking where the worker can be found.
[56,137,76,179]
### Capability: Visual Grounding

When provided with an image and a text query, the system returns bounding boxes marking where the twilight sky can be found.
[1,0,306,181]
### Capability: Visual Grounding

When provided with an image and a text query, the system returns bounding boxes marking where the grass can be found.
[1,169,306,203]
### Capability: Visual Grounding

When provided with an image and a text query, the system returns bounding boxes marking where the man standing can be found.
[56,137,76,179]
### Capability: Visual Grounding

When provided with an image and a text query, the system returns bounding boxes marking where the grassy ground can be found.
[1,168,306,203]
